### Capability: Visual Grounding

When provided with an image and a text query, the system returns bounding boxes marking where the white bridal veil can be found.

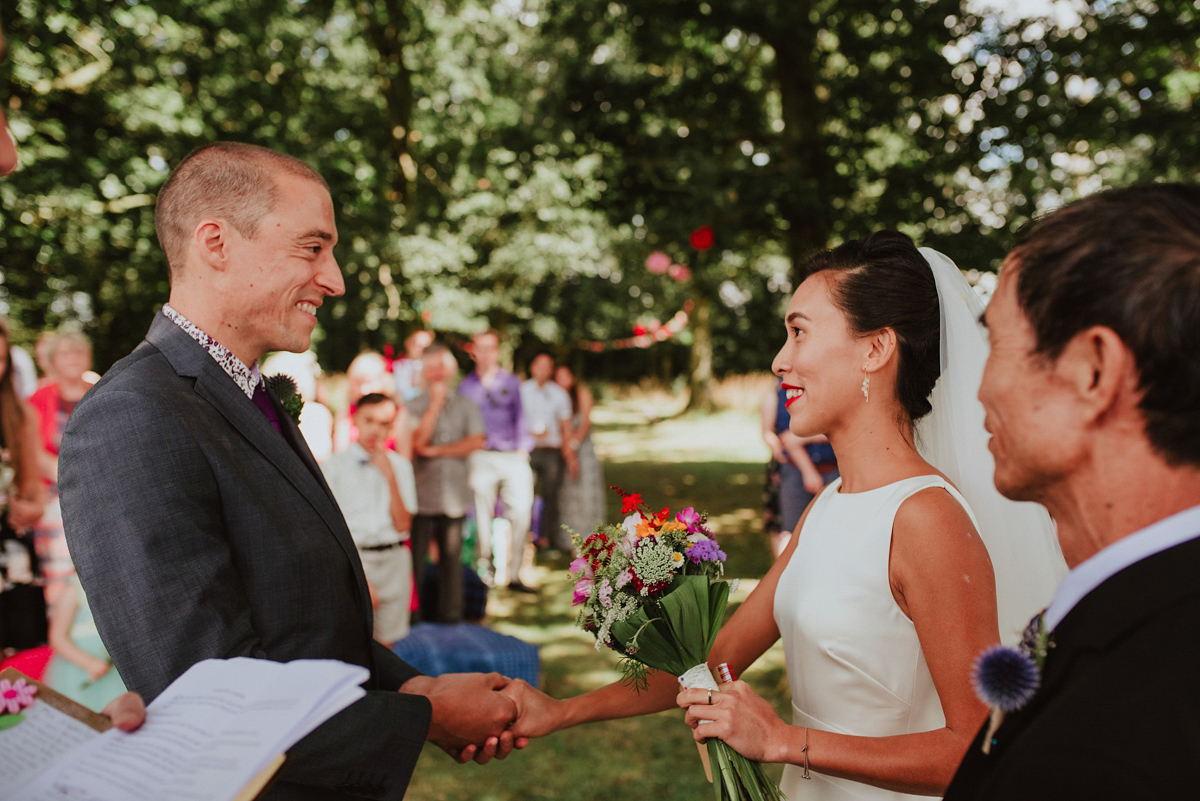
[915,248,1067,645]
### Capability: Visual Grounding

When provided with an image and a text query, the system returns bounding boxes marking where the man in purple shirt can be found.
[458,330,537,593]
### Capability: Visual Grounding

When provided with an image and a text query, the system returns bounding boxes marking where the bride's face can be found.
[772,272,870,437]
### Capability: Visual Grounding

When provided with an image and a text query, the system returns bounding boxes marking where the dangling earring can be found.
[861,373,870,403]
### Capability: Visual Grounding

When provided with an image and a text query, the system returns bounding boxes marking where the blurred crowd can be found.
[0,322,607,692]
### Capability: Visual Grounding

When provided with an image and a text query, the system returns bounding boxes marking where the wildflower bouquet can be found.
[568,489,783,801]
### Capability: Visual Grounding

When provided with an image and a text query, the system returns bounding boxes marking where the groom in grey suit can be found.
[60,143,521,800]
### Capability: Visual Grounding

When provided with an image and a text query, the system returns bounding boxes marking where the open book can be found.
[1,658,368,800]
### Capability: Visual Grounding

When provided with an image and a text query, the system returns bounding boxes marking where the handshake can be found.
[398,672,554,764]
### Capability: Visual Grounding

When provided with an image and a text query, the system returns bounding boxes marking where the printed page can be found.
[11,658,368,801]
[0,701,100,798]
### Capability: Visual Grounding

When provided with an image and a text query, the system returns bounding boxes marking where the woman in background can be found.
[0,318,49,671]
[28,331,95,602]
[554,365,605,542]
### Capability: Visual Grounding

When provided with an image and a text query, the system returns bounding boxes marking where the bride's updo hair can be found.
[801,230,941,422]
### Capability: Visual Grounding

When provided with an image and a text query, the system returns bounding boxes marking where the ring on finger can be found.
[707,689,714,705]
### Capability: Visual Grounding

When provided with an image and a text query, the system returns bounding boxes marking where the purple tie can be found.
[252,382,282,433]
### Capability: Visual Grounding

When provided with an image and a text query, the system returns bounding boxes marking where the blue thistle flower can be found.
[972,645,1039,712]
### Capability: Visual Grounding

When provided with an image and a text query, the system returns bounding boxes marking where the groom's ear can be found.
[1055,325,1139,427]
[192,219,234,273]
[862,327,899,374]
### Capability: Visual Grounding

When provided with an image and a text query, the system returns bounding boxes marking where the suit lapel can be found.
[145,314,374,625]
[986,533,1200,750]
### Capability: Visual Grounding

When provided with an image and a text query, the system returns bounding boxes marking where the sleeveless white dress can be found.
[774,475,977,801]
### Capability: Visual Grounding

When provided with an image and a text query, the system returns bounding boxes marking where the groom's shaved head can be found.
[154,142,328,280]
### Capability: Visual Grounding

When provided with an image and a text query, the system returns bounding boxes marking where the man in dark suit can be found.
[59,142,522,800]
[946,183,1200,798]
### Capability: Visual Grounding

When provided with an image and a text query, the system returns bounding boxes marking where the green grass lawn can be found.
[406,405,790,800]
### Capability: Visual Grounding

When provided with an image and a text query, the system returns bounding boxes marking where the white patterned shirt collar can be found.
[1044,502,1200,631]
[162,304,261,399]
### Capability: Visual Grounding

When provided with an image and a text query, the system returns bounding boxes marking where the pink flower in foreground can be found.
[573,575,595,606]
[0,678,37,714]
[676,507,701,528]
[569,556,593,577]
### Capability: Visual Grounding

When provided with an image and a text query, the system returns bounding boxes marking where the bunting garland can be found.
[578,301,694,352]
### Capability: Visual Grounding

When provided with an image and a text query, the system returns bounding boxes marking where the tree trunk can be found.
[769,28,833,286]
[360,1,416,215]
[686,294,716,412]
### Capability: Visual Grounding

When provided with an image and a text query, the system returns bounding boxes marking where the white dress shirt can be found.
[1044,503,1200,631]
[519,379,572,448]
[322,443,418,548]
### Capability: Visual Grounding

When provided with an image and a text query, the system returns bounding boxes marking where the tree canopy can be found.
[2,0,1197,386]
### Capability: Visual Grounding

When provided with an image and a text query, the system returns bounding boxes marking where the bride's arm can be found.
[681,487,998,796]
[505,507,812,738]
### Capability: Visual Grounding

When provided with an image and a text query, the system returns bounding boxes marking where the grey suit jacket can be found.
[60,313,432,800]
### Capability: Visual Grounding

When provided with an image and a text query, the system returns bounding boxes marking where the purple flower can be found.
[687,538,726,564]
[972,645,1039,712]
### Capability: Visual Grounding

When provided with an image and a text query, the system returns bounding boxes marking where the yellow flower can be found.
[660,521,687,534]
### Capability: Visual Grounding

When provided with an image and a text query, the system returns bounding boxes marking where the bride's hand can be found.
[500,678,566,739]
[677,681,789,763]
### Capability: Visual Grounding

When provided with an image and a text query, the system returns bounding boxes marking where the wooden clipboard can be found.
[0,667,285,800]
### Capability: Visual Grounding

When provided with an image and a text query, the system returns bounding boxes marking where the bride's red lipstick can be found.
[782,383,803,409]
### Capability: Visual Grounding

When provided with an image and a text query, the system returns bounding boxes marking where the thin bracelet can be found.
[801,727,811,780]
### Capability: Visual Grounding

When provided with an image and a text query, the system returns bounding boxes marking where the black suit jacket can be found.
[945,533,1200,800]
[60,313,432,800]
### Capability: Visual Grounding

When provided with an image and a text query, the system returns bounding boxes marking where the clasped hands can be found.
[401,673,562,765]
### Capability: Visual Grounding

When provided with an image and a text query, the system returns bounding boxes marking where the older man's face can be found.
[979,260,1085,503]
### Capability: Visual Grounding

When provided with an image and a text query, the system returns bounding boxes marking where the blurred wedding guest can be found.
[44,573,126,708]
[409,343,486,623]
[554,365,605,541]
[759,378,838,556]
[458,330,536,592]
[0,21,145,725]
[521,353,576,554]
[33,331,57,390]
[334,350,413,459]
[0,317,49,671]
[28,331,95,600]
[394,329,434,402]
[322,393,418,648]
[262,350,335,462]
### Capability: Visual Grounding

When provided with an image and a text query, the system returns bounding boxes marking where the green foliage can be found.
[2,0,1197,381]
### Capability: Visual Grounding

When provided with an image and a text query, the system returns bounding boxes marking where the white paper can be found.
[8,658,368,801]
[0,701,101,796]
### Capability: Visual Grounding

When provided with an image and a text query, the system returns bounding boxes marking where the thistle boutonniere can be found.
[971,613,1054,754]
[265,374,304,426]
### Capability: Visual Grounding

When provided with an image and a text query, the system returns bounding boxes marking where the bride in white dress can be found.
[506,231,1065,799]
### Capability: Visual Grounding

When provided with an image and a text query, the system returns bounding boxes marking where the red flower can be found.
[690,226,714,250]
[621,493,644,515]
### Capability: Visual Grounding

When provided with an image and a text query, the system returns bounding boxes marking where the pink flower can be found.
[645,251,671,274]
[569,556,593,578]
[668,264,691,282]
[676,507,701,528]
[572,575,595,606]
[0,678,37,714]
